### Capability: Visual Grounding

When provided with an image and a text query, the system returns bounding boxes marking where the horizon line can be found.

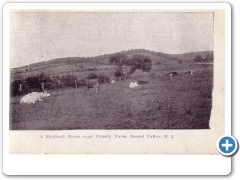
[11,49,214,69]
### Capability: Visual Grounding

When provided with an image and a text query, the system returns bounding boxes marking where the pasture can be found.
[10,65,213,130]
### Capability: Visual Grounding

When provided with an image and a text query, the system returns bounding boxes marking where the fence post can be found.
[96,81,100,93]
[19,83,22,92]
[41,83,45,92]
[74,80,77,88]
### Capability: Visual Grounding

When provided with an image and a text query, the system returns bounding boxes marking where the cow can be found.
[185,70,195,76]
[130,82,139,89]
[111,80,116,84]
[20,92,50,104]
[170,72,178,77]
[86,79,100,93]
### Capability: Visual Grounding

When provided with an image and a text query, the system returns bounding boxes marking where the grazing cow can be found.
[185,70,195,76]
[170,72,178,77]
[130,82,139,89]
[87,79,100,93]
[111,80,116,84]
[20,92,50,104]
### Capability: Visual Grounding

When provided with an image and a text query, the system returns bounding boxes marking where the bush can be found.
[78,79,87,87]
[109,54,128,65]
[86,73,98,79]
[10,80,23,96]
[204,53,214,61]
[60,74,78,87]
[10,78,42,97]
[10,72,54,96]
[194,55,204,62]
[10,71,111,97]
[44,81,56,90]
[114,69,123,78]
[109,54,152,74]
[97,74,110,84]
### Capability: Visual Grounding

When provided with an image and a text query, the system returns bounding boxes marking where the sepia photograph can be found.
[10,11,214,130]
[3,3,232,176]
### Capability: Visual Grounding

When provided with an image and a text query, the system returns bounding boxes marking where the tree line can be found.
[193,53,213,62]
[10,72,110,97]
[10,54,153,96]
[109,54,152,80]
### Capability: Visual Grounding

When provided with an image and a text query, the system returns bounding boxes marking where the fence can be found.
[10,72,111,97]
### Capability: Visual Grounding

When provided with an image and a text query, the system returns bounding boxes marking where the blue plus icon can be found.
[217,136,238,156]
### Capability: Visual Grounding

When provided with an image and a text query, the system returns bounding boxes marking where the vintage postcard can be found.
[3,2,232,176]
[6,5,227,155]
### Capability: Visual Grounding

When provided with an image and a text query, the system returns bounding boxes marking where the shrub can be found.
[78,79,87,87]
[86,73,98,79]
[98,74,110,84]
[114,69,123,78]
[10,80,23,96]
[60,74,78,87]
[44,81,56,90]
[194,55,204,62]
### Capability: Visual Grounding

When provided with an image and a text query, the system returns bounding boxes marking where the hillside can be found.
[169,51,214,61]
[10,49,213,130]
[10,49,213,81]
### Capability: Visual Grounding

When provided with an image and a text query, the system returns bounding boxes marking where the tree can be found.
[130,54,152,72]
[38,72,51,83]
[204,53,213,61]
[194,55,204,62]
[109,54,128,65]
[111,54,152,80]
[114,67,124,80]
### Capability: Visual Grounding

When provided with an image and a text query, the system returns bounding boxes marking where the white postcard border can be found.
[3,2,231,175]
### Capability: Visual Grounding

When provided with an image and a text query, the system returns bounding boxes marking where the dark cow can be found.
[185,70,194,76]
[170,72,178,77]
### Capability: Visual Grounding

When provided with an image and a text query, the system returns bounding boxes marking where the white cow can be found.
[20,92,50,104]
[129,82,139,89]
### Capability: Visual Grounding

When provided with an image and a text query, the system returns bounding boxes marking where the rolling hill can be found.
[10,49,213,81]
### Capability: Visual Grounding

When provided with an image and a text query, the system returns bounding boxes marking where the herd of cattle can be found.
[170,70,195,77]
[19,70,195,104]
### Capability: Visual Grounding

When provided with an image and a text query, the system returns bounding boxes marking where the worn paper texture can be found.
[9,9,225,154]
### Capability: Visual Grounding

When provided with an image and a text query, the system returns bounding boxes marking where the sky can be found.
[10,12,213,68]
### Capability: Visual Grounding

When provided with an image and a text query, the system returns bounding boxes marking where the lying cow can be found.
[170,72,178,77]
[20,92,50,104]
[130,82,139,89]
[185,70,195,76]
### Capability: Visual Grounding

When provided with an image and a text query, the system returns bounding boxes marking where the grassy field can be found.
[10,64,213,130]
